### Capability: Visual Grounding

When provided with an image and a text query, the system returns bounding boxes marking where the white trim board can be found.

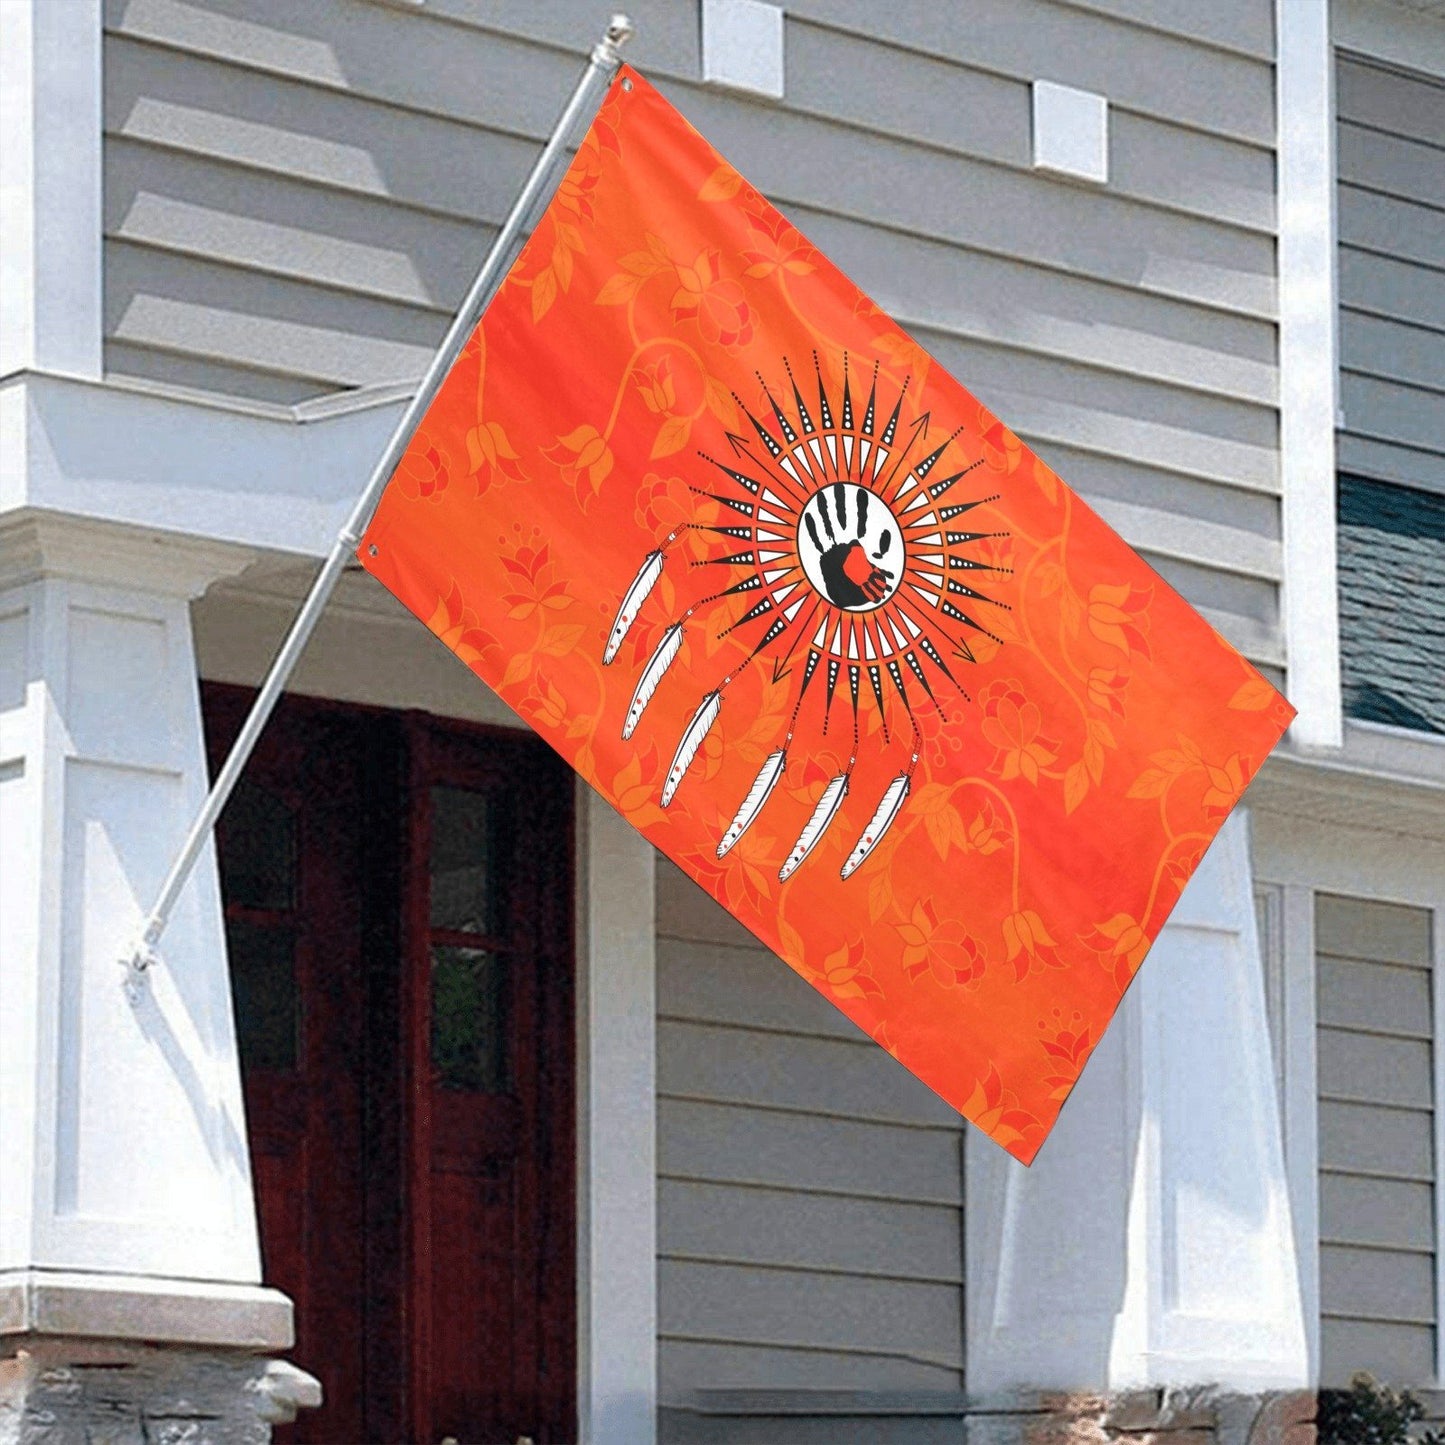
[1277,0,1343,749]
[0,0,103,379]
[1279,882,1322,1381]
[1253,806,1445,902]
[575,790,658,1445]
[2,370,406,557]
[1434,905,1445,1385]
[191,570,524,729]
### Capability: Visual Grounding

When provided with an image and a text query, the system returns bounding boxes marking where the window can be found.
[1336,475,1445,735]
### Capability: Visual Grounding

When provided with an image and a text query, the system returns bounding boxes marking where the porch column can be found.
[0,513,316,1436]
[965,810,1309,1392]
[576,789,658,1445]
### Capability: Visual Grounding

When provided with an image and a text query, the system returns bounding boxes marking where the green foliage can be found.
[1317,1374,1433,1445]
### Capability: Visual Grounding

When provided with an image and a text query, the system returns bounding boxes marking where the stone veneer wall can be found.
[658,1387,1318,1445]
[0,1338,318,1445]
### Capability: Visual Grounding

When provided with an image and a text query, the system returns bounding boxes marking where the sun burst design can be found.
[603,352,1012,881]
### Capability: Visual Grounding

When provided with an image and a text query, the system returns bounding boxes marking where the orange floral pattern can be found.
[979,679,1060,786]
[670,249,754,347]
[358,68,1293,1165]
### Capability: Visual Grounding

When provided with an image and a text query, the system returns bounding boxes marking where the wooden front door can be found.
[206,687,577,1444]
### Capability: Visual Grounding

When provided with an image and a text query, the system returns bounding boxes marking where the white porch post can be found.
[966,812,1309,1391]
[576,789,658,1445]
[0,514,304,1375]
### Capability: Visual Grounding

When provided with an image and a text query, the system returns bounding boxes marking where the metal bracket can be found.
[122,929,160,979]
[595,12,636,66]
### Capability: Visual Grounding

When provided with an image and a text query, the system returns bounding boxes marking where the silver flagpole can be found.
[126,13,636,975]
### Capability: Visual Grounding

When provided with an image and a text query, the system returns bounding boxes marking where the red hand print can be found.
[841,542,890,603]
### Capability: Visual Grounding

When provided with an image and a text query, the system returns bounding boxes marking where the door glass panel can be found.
[429,786,509,936]
[228,918,299,1071]
[431,946,510,1093]
[224,778,297,910]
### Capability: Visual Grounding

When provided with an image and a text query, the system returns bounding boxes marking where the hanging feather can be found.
[603,549,664,664]
[779,772,849,881]
[716,749,785,858]
[840,774,910,880]
[623,623,683,740]
[661,690,722,807]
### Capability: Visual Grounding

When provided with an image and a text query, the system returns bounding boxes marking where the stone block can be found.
[0,1339,319,1445]
[962,1384,1316,1445]
[1114,1428,1217,1445]
[1247,1392,1317,1445]
[1104,1392,1171,1431]
[1023,1406,1112,1445]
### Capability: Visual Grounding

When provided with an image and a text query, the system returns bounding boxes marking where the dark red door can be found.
[208,690,370,1444]
[206,688,576,1444]
[404,723,577,1445]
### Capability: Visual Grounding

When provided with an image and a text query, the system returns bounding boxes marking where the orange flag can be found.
[359,67,1293,1163]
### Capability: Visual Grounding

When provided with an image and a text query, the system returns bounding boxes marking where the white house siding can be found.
[1336,53,1445,497]
[655,860,966,1405]
[1315,893,1437,1383]
[100,0,1282,677]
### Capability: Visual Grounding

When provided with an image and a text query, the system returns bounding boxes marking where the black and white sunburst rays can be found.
[602,353,1011,881]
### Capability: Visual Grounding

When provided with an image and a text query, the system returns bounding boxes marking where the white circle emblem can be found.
[797,483,904,613]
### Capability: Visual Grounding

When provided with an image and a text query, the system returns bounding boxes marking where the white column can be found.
[967,812,1309,1392]
[0,0,103,379]
[0,513,292,1347]
[576,790,657,1445]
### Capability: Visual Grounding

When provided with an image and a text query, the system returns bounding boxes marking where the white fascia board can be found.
[4,371,407,559]
[1267,719,1445,799]
[1277,0,1344,749]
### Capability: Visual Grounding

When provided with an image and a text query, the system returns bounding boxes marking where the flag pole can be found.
[125,13,636,976]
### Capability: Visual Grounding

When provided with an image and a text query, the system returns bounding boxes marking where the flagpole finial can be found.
[597,12,636,65]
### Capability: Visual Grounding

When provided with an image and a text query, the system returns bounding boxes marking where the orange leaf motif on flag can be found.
[1003,910,1064,982]
[1087,581,1153,660]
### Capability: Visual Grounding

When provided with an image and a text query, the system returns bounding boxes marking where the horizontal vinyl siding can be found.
[1316,893,1438,1386]
[655,860,965,1400]
[102,0,1281,666]
[1336,54,1445,496]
